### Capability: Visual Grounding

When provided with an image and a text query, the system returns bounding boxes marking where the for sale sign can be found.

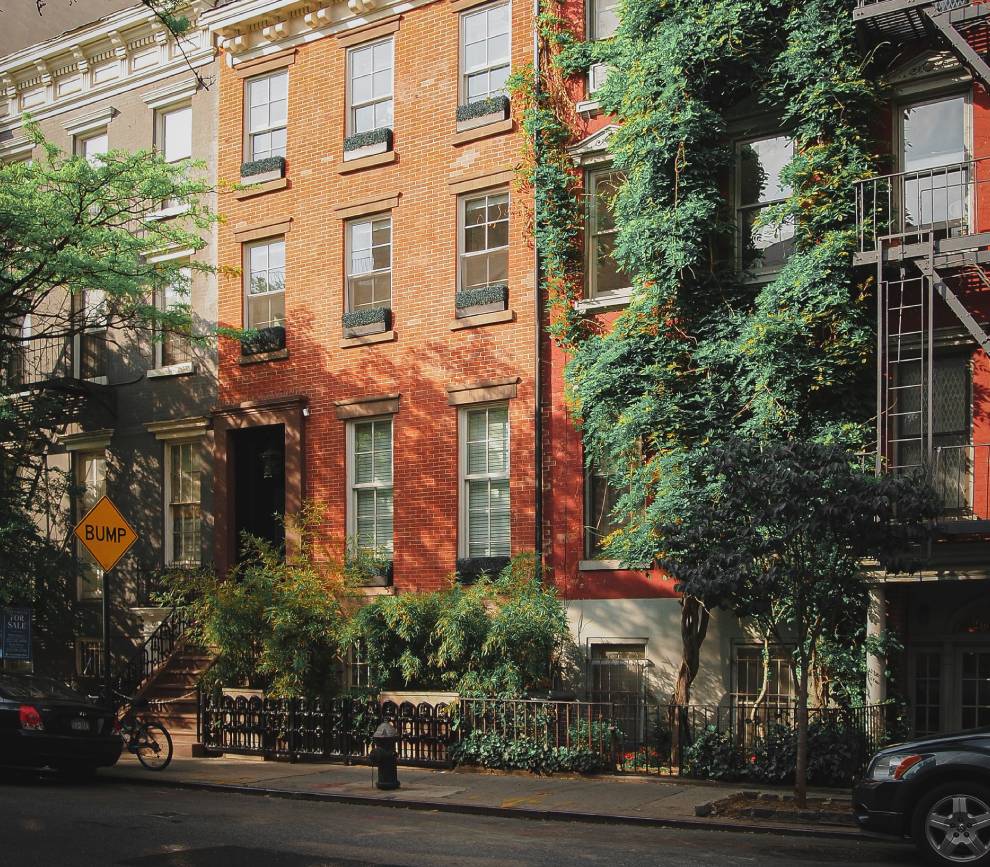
[1,608,32,660]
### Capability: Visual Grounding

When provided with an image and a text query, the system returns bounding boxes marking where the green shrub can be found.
[682,725,747,781]
[748,718,869,787]
[450,729,604,774]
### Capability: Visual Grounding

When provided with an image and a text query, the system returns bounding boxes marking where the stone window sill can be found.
[452,117,513,146]
[238,348,289,365]
[337,150,397,175]
[147,361,194,379]
[575,292,632,313]
[146,203,191,221]
[576,98,602,116]
[339,329,396,349]
[450,308,515,330]
[579,559,651,571]
[233,177,288,200]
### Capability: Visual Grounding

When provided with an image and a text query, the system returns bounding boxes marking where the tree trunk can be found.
[795,659,809,809]
[674,595,710,705]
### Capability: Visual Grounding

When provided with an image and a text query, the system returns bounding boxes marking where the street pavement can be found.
[0,767,919,866]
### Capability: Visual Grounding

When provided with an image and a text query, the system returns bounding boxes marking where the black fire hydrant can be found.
[371,721,400,790]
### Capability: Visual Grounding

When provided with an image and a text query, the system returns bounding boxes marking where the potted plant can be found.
[455,283,507,318]
[239,155,286,185]
[343,127,393,161]
[345,540,393,588]
[456,94,510,131]
[342,306,391,338]
[240,325,286,356]
[455,556,511,584]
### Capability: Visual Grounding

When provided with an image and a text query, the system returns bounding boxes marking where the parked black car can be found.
[854,727,990,866]
[0,673,122,778]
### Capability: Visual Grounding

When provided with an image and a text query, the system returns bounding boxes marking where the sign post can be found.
[73,496,138,703]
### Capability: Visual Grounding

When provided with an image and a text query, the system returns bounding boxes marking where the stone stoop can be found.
[138,646,213,758]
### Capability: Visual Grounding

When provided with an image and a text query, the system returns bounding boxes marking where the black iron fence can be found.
[198,692,902,780]
[114,607,194,700]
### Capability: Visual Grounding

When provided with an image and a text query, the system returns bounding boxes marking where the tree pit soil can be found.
[704,792,856,826]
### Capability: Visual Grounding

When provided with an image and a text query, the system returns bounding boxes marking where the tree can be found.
[0,125,217,605]
[658,439,937,805]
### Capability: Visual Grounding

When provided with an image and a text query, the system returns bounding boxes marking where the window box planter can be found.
[240,156,286,185]
[362,560,393,588]
[456,95,510,131]
[240,325,285,356]
[343,127,393,162]
[455,283,507,319]
[342,306,391,338]
[456,556,511,584]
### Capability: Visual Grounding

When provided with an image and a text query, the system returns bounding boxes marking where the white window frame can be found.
[244,69,288,163]
[75,637,105,677]
[75,129,108,163]
[346,37,394,136]
[345,213,393,313]
[735,133,796,277]
[243,236,286,330]
[459,1,511,106]
[155,262,193,370]
[458,402,511,559]
[156,102,193,164]
[585,167,629,302]
[75,450,107,601]
[346,416,394,556]
[165,439,202,567]
[73,289,109,383]
[457,188,510,293]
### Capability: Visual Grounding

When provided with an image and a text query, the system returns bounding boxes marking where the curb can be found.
[102,772,885,843]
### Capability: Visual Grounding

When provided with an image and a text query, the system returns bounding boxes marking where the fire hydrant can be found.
[371,721,400,790]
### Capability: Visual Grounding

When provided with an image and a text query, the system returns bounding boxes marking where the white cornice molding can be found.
[142,77,199,109]
[64,106,118,137]
[145,416,210,441]
[568,124,618,165]
[61,428,114,452]
[0,135,34,159]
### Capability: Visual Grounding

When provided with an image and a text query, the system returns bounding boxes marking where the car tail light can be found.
[18,705,44,731]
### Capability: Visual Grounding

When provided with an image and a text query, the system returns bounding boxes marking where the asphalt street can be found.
[0,769,919,867]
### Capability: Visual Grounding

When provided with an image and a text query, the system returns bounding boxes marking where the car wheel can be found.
[912,781,990,866]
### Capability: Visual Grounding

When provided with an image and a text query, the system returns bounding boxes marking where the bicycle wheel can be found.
[134,721,173,771]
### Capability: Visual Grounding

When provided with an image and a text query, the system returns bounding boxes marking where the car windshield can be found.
[0,674,88,702]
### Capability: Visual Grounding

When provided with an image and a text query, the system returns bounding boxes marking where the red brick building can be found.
[202,0,538,590]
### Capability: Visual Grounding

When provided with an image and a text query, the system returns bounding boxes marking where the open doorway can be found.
[232,424,285,560]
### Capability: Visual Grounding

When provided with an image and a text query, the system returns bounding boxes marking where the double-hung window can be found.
[159,104,192,163]
[586,169,628,301]
[246,70,288,162]
[244,238,285,330]
[736,134,795,272]
[76,451,106,600]
[586,0,617,94]
[166,441,202,566]
[461,405,510,558]
[348,418,394,556]
[459,190,509,291]
[346,215,392,312]
[461,2,511,104]
[584,456,627,559]
[78,289,108,380]
[348,38,394,135]
[76,130,108,163]
[155,264,192,367]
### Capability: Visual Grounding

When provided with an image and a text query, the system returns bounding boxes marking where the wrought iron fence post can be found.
[343,697,353,766]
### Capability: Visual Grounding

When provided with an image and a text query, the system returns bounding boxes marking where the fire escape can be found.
[855,0,990,538]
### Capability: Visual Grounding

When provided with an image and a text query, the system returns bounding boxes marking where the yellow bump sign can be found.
[73,496,138,573]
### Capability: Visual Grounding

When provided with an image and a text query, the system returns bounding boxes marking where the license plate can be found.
[70,718,90,732]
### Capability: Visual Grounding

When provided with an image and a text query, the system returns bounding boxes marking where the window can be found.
[586,169,628,300]
[733,644,793,706]
[348,418,394,556]
[347,38,393,135]
[736,134,795,272]
[461,405,510,558]
[461,2,511,104]
[78,289,108,380]
[246,70,288,162]
[346,215,392,312]
[76,130,108,163]
[158,104,192,163]
[588,0,619,39]
[961,651,990,729]
[459,190,509,291]
[900,94,968,231]
[166,441,202,566]
[76,451,106,600]
[584,456,627,559]
[244,238,286,330]
[155,264,192,368]
[76,638,104,677]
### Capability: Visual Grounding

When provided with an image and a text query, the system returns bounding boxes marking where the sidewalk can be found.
[104,754,867,840]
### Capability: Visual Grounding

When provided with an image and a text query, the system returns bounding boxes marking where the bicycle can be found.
[114,691,174,771]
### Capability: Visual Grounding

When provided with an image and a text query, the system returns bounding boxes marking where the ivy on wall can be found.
[521,0,879,565]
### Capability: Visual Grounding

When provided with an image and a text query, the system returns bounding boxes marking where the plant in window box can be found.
[455,283,507,318]
[456,556,511,584]
[342,127,393,161]
[344,540,393,588]
[240,325,285,356]
[456,95,510,131]
[342,306,391,338]
[239,155,286,185]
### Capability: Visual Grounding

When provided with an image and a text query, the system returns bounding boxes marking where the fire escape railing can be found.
[113,606,195,701]
[4,334,74,389]
[932,443,990,521]
[855,157,990,254]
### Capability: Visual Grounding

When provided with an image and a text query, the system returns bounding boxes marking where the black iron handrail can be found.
[113,607,194,700]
